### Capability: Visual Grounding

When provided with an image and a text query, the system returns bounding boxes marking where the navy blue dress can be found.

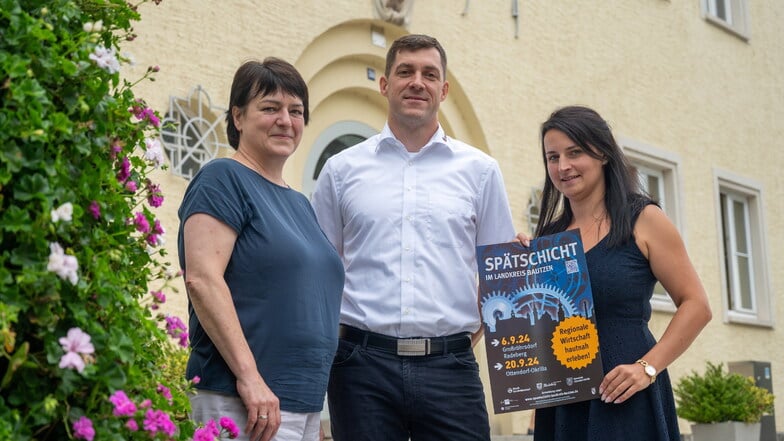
[535,207,680,441]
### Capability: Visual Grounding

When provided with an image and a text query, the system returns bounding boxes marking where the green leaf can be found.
[12,173,49,201]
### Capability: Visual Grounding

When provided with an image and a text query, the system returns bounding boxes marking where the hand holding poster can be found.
[477,229,603,414]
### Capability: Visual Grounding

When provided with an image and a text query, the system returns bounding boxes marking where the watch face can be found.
[645,365,656,377]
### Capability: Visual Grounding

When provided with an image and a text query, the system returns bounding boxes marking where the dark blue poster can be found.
[477,229,604,413]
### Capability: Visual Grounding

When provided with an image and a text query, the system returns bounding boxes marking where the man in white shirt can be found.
[311,34,516,441]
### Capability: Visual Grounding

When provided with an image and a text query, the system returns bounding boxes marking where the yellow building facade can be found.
[126,0,783,436]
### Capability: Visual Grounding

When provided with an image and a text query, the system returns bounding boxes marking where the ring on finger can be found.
[259,414,268,420]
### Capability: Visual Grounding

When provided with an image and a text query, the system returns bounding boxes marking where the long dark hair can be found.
[225,57,309,149]
[534,106,654,248]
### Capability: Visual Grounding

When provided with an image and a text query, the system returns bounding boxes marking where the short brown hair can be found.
[384,34,447,80]
[225,57,309,149]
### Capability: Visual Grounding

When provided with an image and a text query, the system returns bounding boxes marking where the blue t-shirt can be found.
[178,158,344,412]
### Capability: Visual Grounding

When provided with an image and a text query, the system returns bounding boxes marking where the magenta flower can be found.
[164,315,188,348]
[152,219,164,235]
[110,139,123,160]
[117,156,131,182]
[142,409,176,437]
[58,327,94,373]
[125,180,138,192]
[146,182,164,207]
[219,416,240,438]
[126,419,139,431]
[72,416,95,441]
[192,375,201,384]
[109,390,137,417]
[130,101,161,127]
[195,420,220,440]
[151,290,166,304]
[146,233,162,247]
[134,212,150,234]
[156,383,173,404]
[88,201,101,219]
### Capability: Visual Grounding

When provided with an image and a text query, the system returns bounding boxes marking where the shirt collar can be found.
[376,123,453,153]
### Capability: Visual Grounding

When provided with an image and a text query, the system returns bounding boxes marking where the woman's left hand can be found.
[515,232,532,247]
[598,362,652,404]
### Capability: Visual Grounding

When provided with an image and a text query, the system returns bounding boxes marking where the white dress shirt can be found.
[311,124,515,337]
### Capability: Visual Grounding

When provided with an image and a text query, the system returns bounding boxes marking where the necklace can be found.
[234,151,287,187]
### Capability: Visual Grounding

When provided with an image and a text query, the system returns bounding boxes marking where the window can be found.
[620,137,682,312]
[160,86,229,180]
[302,121,377,197]
[715,170,772,326]
[702,0,750,40]
[313,134,366,180]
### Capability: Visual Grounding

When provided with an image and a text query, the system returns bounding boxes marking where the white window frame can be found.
[302,121,377,197]
[160,86,230,180]
[620,137,683,313]
[701,0,751,40]
[714,169,773,327]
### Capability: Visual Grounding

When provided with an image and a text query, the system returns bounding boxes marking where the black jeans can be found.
[327,338,491,441]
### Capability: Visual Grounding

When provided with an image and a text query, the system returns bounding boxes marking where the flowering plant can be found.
[0,0,234,439]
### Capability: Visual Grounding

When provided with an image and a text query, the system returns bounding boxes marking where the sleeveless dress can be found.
[534,207,680,441]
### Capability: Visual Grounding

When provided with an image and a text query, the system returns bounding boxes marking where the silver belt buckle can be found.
[397,338,430,356]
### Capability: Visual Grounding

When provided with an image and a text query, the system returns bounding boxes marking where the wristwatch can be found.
[636,359,657,384]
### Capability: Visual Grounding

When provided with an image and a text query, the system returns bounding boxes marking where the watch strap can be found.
[636,359,657,384]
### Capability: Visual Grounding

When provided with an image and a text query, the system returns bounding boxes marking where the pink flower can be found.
[219,416,240,438]
[117,156,131,182]
[156,383,173,403]
[193,426,217,441]
[192,376,201,384]
[109,390,137,417]
[125,419,139,431]
[134,212,150,234]
[143,138,165,168]
[59,328,94,354]
[58,327,94,372]
[73,416,95,441]
[59,351,86,372]
[142,409,176,437]
[152,219,164,235]
[146,233,162,247]
[110,140,123,160]
[146,182,164,207]
[164,315,188,348]
[88,201,101,219]
[151,290,166,304]
[140,399,152,409]
[125,180,138,192]
[130,103,161,128]
[89,44,120,74]
[204,419,220,437]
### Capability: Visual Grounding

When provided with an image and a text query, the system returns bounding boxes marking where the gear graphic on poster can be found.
[510,283,577,326]
[480,291,516,332]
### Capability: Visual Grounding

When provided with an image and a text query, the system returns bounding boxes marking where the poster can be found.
[477,229,603,414]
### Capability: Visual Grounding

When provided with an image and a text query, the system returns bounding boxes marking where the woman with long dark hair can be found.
[533,106,711,441]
